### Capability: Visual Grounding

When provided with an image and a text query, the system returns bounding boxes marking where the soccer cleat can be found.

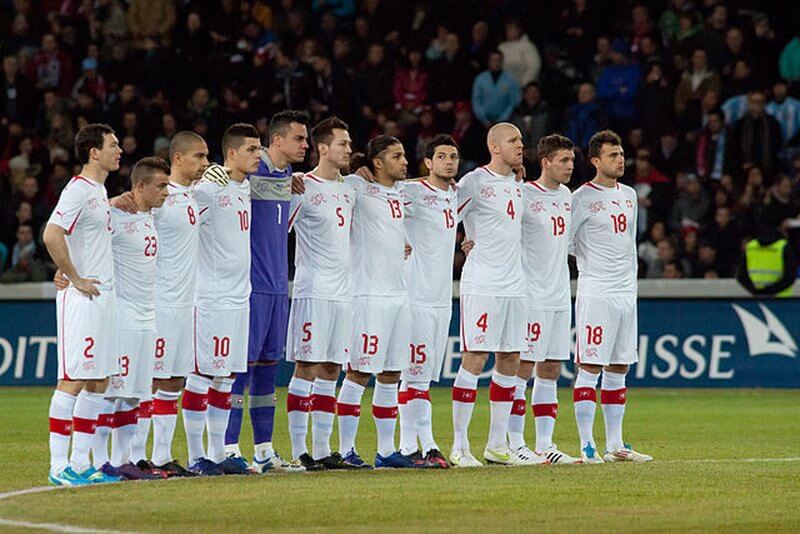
[295,453,324,472]
[251,456,274,474]
[317,452,351,470]
[483,446,515,465]
[154,460,197,477]
[99,462,122,478]
[423,449,449,469]
[375,451,420,468]
[48,466,91,486]
[603,444,653,463]
[449,448,483,468]
[117,462,163,480]
[257,451,305,473]
[579,442,605,464]
[79,466,121,484]
[188,457,224,476]
[219,455,253,475]
[402,450,427,468]
[535,445,580,465]
[510,445,548,466]
[135,460,169,479]
[342,448,373,469]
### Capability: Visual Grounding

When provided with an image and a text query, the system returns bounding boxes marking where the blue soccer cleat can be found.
[188,457,224,476]
[79,466,122,484]
[375,451,420,468]
[218,455,253,475]
[48,466,91,486]
[342,448,373,469]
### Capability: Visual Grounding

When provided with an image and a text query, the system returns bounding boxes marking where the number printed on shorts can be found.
[361,334,379,355]
[409,343,427,364]
[611,213,627,234]
[527,322,541,342]
[83,337,95,358]
[119,355,129,377]
[187,205,196,225]
[476,312,488,333]
[238,210,249,231]
[154,338,166,358]
[585,325,603,345]
[302,322,312,342]
[443,208,455,229]
[336,206,346,227]
[551,216,566,236]
[387,199,402,219]
[213,336,231,357]
[144,235,157,257]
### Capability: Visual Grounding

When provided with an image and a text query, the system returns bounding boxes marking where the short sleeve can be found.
[288,192,304,233]
[569,190,587,254]
[48,182,87,233]
[401,183,416,220]
[193,181,215,225]
[456,175,474,222]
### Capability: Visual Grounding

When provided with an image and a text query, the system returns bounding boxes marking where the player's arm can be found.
[568,190,587,256]
[455,174,474,223]
[193,181,215,225]
[43,224,100,296]
[287,192,304,233]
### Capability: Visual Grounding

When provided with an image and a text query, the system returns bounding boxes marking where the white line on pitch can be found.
[0,518,137,533]
[662,457,800,464]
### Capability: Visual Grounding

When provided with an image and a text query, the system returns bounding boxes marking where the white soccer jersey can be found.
[194,179,252,307]
[111,208,157,328]
[47,176,114,286]
[570,181,638,297]
[152,182,199,307]
[456,166,525,296]
[402,179,457,307]
[522,181,572,310]
[346,174,407,297]
[288,174,356,300]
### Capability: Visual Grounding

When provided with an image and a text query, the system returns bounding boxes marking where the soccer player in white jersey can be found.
[43,124,123,485]
[397,134,459,469]
[183,124,259,475]
[451,123,526,467]
[335,135,416,469]
[570,130,652,464]
[284,117,355,471]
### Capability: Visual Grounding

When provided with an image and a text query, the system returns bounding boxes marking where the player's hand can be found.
[202,164,231,186]
[73,277,101,298]
[53,269,70,291]
[461,239,474,256]
[404,242,412,259]
[513,165,526,182]
[110,191,137,213]
[291,172,306,194]
[355,166,376,183]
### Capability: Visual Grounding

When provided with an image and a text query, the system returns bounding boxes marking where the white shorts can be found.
[286,298,351,365]
[521,308,572,362]
[402,305,451,383]
[194,306,249,376]
[56,286,117,380]
[107,328,156,401]
[153,306,194,379]
[349,296,410,374]
[460,294,526,353]
[574,295,638,366]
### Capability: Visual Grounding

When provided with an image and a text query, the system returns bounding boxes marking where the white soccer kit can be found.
[152,182,199,378]
[521,181,572,362]
[286,174,355,365]
[402,179,457,382]
[570,181,639,365]
[194,179,252,376]
[48,176,116,380]
[105,208,159,401]
[456,166,526,353]
[347,174,410,374]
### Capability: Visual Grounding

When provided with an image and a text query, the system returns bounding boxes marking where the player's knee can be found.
[318,363,341,381]
[461,351,489,374]
[293,362,317,381]
[345,370,371,386]
[83,378,108,393]
[494,352,521,375]
[376,371,400,384]
[57,379,84,396]
[535,360,561,380]
[579,363,603,375]
[518,361,535,380]
[604,364,629,375]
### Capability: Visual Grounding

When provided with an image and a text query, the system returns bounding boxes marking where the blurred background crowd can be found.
[2,0,800,283]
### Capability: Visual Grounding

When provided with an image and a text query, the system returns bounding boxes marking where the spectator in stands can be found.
[511,82,552,165]
[471,50,521,128]
[761,175,800,230]
[703,206,742,270]
[498,19,541,87]
[670,173,709,234]
[638,221,667,273]
[639,61,673,140]
[634,147,671,234]
[126,0,176,49]
[778,35,800,83]
[726,90,783,182]
[356,42,394,121]
[451,102,486,172]
[565,82,606,149]
[738,226,797,296]
[26,34,74,96]
[467,20,493,73]
[70,58,107,103]
[596,38,640,133]
[393,48,428,115]
[695,110,726,180]
[1,223,47,283]
[766,81,800,144]
[428,32,473,127]
[1,55,37,128]
[674,48,721,116]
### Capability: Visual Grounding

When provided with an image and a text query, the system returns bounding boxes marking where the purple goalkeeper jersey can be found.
[248,148,291,295]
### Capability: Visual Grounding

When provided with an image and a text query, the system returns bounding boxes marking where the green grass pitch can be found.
[0,387,799,532]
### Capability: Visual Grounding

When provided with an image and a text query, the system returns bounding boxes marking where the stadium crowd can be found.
[2,0,800,282]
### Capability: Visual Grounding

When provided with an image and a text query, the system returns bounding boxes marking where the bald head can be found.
[169,131,206,161]
[169,130,209,183]
[487,122,523,170]
[487,122,520,147]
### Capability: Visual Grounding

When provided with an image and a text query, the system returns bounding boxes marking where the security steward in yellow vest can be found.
[737,227,797,297]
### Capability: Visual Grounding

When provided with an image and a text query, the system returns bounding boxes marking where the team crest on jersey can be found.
[165,195,176,207]
[366,185,380,195]
[588,201,605,213]
[343,193,351,203]
[529,200,545,212]
[87,198,100,210]
[122,221,139,234]
[218,195,232,208]
[516,188,522,197]
[310,193,326,206]
[626,199,634,208]
[565,202,571,211]
[480,186,496,199]
[423,194,439,206]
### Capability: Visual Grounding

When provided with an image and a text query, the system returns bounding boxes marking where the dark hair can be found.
[311,116,348,149]
[169,130,205,160]
[222,123,260,156]
[131,156,170,186]
[587,130,622,160]
[74,123,115,164]
[537,134,574,161]
[425,134,459,160]
[351,135,402,172]
[268,110,308,143]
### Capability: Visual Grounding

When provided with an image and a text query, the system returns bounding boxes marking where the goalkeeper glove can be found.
[202,164,231,186]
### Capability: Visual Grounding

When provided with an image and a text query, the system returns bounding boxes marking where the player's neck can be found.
[79,164,108,184]
[426,174,450,190]
[266,146,289,170]
[592,174,617,188]
[486,160,512,177]
[374,173,396,188]
[224,163,246,183]
[132,192,150,213]
[537,173,559,190]
[169,172,192,187]
[312,162,341,181]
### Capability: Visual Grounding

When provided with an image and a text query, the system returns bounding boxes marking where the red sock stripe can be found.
[511,399,527,416]
[398,390,409,405]
[112,408,138,428]
[573,387,597,403]
[72,417,97,434]
[311,394,336,413]
[286,393,312,413]
[336,402,361,417]
[452,386,477,403]
[182,389,208,411]
[207,389,231,410]
[153,398,179,416]
[138,400,154,418]
[49,417,72,436]
[601,388,627,405]
[97,413,113,428]
[489,381,515,402]
[407,388,431,401]
[532,403,558,418]
[372,404,398,419]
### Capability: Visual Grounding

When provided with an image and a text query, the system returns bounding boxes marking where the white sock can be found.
[69,390,104,473]
[337,379,365,454]
[206,377,233,464]
[92,398,114,467]
[533,376,558,452]
[372,381,398,458]
[574,368,600,455]
[151,389,182,466]
[287,376,313,460]
[601,371,627,452]
[182,374,212,463]
[507,377,528,450]
[253,442,275,462]
[129,400,152,464]
[49,390,76,473]
[111,398,139,467]
[452,367,479,451]
[408,382,437,454]
[487,371,516,450]
[398,381,417,455]
[311,378,337,461]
